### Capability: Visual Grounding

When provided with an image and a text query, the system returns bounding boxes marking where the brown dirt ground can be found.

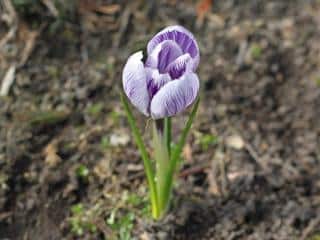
[0,0,320,239]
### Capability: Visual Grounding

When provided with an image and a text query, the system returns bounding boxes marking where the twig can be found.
[244,140,270,172]
[3,0,17,21]
[41,0,59,17]
[1,22,45,96]
[228,123,270,173]
[0,25,17,49]
[19,24,46,67]
[113,6,131,48]
[0,65,16,96]
[94,218,113,238]
[127,171,145,182]
[179,163,209,178]
[0,0,18,48]
[236,40,248,67]
[219,150,228,196]
[0,211,11,221]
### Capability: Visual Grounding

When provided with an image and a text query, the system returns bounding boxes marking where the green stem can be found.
[153,123,170,216]
[164,117,171,156]
[120,93,160,219]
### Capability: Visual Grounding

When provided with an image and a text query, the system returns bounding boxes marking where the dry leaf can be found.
[182,143,193,163]
[140,232,151,240]
[197,0,213,16]
[127,164,143,172]
[227,171,248,181]
[44,141,61,167]
[93,159,111,180]
[196,0,213,26]
[95,4,120,14]
[110,132,130,146]
[226,135,245,150]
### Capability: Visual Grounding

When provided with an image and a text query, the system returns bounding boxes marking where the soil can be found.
[1,0,320,239]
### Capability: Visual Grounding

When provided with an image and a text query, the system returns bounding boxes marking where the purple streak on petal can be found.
[122,51,150,116]
[157,41,182,72]
[146,68,171,98]
[147,25,200,69]
[166,53,193,79]
[150,72,199,119]
[145,40,182,73]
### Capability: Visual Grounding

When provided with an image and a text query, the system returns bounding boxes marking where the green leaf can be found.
[250,43,263,59]
[100,136,110,149]
[309,235,320,240]
[171,98,200,174]
[76,165,89,179]
[87,102,104,116]
[199,134,218,150]
[71,203,84,215]
[127,193,143,206]
[70,218,84,236]
[120,93,160,219]
[160,98,200,211]
[106,210,117,226]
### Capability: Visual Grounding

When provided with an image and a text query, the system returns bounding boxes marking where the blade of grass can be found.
[120,93,159,219]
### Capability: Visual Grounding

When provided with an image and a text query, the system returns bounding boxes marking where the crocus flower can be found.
[123,25,200,119]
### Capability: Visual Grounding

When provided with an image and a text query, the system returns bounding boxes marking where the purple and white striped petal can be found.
[150,72,199,119]
[146,68,171,98]
[122,51,150,116]
[147,26,200,70]
[145,40,183,73]
[166,53,193,79]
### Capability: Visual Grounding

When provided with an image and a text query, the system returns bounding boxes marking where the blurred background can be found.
[0,0,320,239]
